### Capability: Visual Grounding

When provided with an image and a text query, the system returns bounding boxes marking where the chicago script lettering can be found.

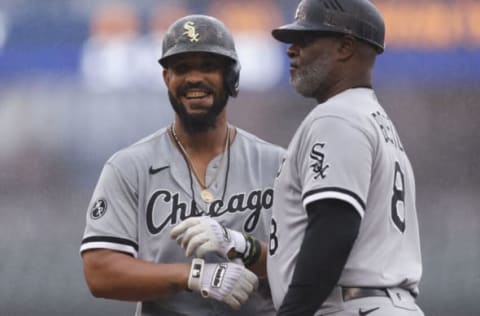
[146,188,273,235]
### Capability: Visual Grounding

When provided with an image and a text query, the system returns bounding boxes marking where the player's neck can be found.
[170,120,233,187]
[171,120,230,157]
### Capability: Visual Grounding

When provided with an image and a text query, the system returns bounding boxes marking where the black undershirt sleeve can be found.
[277,198,361,316]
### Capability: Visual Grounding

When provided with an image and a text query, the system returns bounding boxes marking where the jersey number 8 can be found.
[269,218,278,255]
[269,162,407,256]
[391,161,406,233]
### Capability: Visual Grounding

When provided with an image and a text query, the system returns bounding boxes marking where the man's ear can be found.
[337,36,355,61]
[163,69,170,85]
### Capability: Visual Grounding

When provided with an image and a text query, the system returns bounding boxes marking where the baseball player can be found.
[267,1,424,315]
[80,15,284,316]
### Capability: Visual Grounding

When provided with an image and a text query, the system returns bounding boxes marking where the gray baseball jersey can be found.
[267,88,422,309]
[80,126,285,316]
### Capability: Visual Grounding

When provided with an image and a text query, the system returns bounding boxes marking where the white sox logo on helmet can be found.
[183,21,200,42]
[295,2,306,21]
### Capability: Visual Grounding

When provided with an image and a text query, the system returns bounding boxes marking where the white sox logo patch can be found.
[91,198,107,219]
[183,21,200,42]
[309,143,329,179]
[294,2,306,21]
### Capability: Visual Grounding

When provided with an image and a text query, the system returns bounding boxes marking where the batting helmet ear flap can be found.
[225,61,240,97]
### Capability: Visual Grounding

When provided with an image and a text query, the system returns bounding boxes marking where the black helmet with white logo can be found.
[272,0,385,54]
[159,15,241,96]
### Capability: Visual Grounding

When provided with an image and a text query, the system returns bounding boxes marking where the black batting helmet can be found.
[272,0,385,54]
[159,15,241,97]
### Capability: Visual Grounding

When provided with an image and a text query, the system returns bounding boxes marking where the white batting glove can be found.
[188,258,258,310]
[170,217,247,259]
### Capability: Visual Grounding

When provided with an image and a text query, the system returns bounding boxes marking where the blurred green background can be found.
[0,1,479,315]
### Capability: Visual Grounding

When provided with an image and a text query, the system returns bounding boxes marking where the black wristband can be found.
[241,234,261,268]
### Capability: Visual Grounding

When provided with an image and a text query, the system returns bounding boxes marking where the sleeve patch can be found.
[90,198,108,220]
[309,142,330,180]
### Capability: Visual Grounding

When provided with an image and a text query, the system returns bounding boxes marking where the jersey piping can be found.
[303,187,366,218]
[80,236,139,257]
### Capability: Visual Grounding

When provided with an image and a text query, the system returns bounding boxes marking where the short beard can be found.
[168,86,229,134]
[291,53,334,98]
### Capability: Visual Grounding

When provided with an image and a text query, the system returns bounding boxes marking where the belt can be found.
[342,287,389,301]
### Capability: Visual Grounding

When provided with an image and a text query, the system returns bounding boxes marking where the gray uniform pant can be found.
[314,287,424,316]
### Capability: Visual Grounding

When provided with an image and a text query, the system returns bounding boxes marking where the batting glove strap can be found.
[187,258,205,294]
[223,229,248,261]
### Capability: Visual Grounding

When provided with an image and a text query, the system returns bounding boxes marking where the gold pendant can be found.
[200,189,214,203]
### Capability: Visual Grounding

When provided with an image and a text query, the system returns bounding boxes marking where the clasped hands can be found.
[170,217,258,310]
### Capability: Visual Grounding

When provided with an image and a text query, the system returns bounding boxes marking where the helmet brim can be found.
[273,22,341,43]
[272,22,384,54]
[158,46,237,68]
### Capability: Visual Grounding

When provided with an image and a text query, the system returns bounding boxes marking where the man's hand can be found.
[188,258,258,310]
[171,217,246,259]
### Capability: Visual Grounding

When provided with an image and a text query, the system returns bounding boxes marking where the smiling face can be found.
[163,52,230,133]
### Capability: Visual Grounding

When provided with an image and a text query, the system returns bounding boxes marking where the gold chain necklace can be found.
[171,124,230,203]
